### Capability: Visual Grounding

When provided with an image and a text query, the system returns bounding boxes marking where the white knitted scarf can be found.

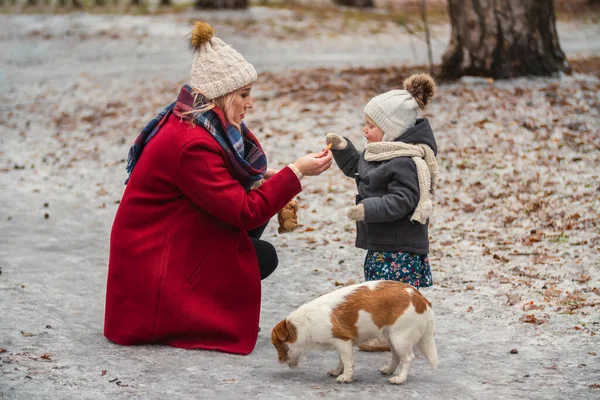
[364,142,439,224]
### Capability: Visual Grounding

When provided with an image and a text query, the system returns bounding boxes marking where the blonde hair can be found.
[185,89,240,131]
[365,115,383,131]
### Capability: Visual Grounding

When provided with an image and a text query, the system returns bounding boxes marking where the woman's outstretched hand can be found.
[293,150,333,176]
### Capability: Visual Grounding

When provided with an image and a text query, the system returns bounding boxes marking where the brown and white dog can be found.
[271,280,438,384]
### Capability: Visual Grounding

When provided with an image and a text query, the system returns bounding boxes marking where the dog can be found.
[271,280,438,384]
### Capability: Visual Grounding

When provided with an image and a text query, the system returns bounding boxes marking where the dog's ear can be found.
[273,320,289,342]
[284,320,298,343]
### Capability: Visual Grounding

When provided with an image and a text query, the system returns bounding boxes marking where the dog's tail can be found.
[417,309,438,368]
[358,339,390,352]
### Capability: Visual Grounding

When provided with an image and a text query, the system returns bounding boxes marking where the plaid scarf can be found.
[125,85,267,190]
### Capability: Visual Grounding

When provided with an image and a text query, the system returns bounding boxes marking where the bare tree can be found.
[59,0,82,6]
[419,0,434,75]
[333,0,374,7]
[194,0,248,8]
[441,0,571,80]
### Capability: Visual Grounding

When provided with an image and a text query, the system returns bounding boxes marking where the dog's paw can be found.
[378,364,396,375]
[388,375,407,385]
[336,374,353,383]
[327,369,342,377]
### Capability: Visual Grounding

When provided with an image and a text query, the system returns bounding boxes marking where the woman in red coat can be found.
[104,22,332,355]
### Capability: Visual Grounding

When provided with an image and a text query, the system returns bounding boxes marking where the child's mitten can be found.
[325,133,348,150]
[347,204,365,221]
[278,199,302,233]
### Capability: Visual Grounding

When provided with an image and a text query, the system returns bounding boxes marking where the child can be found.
[326,74,439,289]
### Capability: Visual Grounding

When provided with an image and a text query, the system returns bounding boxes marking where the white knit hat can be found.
[189,22,257,100]
[364,74,436,142]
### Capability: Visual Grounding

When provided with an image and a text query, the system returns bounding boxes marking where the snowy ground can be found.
[1,8,599,400]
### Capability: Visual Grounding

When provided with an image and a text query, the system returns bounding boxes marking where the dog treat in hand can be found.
[325,143,332,152]
[278,199,302,234]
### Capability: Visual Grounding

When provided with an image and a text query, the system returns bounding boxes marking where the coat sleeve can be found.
[361,159,420,223]
[332,138,361,178]
[176,140,302,230]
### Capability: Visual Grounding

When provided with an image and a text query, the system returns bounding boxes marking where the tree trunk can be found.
[59,0,82,6]
[333,0,374,7]
[440,0,571,80]
[194,0,248,9]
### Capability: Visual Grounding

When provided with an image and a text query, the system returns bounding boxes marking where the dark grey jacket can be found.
[332,118,437,254]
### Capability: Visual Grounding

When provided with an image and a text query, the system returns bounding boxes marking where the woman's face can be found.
[363,116,384,143]
[228,83,254,126]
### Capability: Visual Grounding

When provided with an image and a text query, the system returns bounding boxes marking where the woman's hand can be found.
[264,168,279,179]
[293,150,333,176]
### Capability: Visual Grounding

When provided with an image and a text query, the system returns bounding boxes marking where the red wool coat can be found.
[104,114,301,355]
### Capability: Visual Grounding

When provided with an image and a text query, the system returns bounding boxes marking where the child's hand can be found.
[325,133,348,150]
[347,204,365,221]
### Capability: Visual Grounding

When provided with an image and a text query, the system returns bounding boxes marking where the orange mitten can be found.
[278,199,302,234]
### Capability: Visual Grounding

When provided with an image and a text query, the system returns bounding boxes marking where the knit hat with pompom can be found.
[189,21,257,100]
[364,73,436,142]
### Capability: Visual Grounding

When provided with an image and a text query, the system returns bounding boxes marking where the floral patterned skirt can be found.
[363,251,433,288]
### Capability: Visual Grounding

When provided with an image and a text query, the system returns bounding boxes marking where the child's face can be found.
[363,116,384,143]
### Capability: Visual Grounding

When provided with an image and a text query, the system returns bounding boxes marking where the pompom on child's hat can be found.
[364,74,436,142]
[189,21,258,100]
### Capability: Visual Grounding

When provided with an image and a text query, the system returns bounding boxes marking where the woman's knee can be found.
[252,239,278,280]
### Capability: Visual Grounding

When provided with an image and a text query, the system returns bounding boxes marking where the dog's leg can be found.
[327,356,344,377]
[332,339,354,383]
[378,349,400,375]
[387,338,415,385]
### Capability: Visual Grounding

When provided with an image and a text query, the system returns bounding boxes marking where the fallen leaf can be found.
[524,230,544,244]
[466,306,474,312]
[544,365,558,370]
[222,378,236,384]
[577,274,591,284]
[506,294,521,306]
[463,204,476,213]
[101,370,107,377]
[521,314,548,325]
[522,301,545,311]
[20,331,34,337]
[40,353,51,360]
[0,348,6,353]
[493,254,509,263]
